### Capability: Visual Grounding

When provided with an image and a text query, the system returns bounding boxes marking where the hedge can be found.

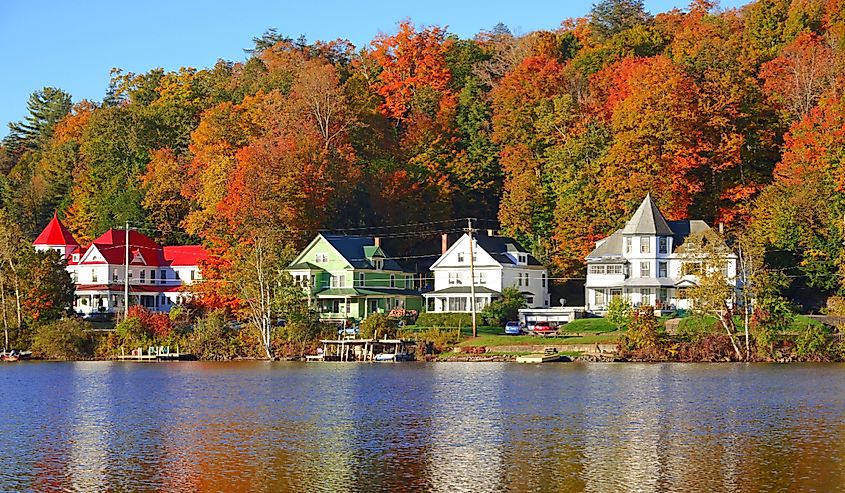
[414,312,475,327]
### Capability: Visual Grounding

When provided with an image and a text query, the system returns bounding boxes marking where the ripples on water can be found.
[1,362,844,492]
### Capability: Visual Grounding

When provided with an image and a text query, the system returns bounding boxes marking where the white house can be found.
[424,232,550,313]
[584,194,738,313]
[33,214,207,316]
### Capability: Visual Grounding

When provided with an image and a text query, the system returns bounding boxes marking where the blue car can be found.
[505,321,521,335]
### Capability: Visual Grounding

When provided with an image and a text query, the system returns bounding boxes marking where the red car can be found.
[531,322,557,336]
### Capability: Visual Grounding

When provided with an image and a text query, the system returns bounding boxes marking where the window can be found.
[161,270,166,283]
[448,272,462,285]
[331,275,345,288]
[390,274,396,288]
[640,262,650,277]
[517,272,529,287]
[525,296,534,305]
[659,237,669,254]
[474,272,487,284]
[640,237,650,254]
[658,261,668,278]
[190,270,195,281]
[71,271,78,283]
[140,270,146,283]
[358,273,365,287]
[91,269,98,283]
[112,268,119,282]
[640,288,653,304]
[658,288,669,302]
[625,237,632,253]
[315,253,328,263]
[542,272,547,288]
[518,254,527,264]
[374,259,383,270]
[594,289,606,307]
[324,300,340,313]
[448,297,468,311]
[589,265,606,275]
[457,252,465,262]
[607,265,623,275]
[150,270,156,284]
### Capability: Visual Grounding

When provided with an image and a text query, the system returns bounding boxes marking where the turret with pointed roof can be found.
[33,213,79,259]
[621,193,674,236]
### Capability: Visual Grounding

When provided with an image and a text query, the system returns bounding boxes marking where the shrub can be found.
[403,327,461,354]
[618,306,665,359]
[795,323,833,361]
[481,287,526,325]
[186,310,244,361]
[361,313,397,339]
[31,318,94,360]
[606,296,631,330]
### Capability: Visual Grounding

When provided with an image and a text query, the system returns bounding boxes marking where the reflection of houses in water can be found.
[427,363,506,492]
[66,363,111,491]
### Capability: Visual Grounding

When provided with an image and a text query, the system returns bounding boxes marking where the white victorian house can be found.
[585,194,738,313]
[33,214,207,316]
[424,232,550,312]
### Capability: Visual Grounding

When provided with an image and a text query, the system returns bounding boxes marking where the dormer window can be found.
[72,253,80,263]
[518,254,527,264]
[373,259,383,270]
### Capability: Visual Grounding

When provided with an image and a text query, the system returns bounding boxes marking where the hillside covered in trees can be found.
[3,0,845,309]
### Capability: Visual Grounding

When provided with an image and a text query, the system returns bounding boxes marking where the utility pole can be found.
[466,218,477,338]
[124,221,130,319]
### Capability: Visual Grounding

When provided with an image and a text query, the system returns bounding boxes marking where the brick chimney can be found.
[374,236,381,247]
[441,233,449,254]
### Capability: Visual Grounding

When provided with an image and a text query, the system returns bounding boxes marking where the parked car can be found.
[531,322,557,336]
[504,321,521,335]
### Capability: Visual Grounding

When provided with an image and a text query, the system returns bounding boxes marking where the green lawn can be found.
[676,313,825,334]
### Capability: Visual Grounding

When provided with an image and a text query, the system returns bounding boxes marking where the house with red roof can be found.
[33,214,207,316]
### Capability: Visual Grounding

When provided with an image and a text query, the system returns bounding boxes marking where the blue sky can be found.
[0,0,748,138]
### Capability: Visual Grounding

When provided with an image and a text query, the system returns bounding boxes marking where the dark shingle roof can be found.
[586,220,714,259]
[321,234,405,271]
[475,234,542,266]
[622,194,674,236]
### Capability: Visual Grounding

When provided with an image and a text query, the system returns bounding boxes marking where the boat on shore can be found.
[1,350,31,362]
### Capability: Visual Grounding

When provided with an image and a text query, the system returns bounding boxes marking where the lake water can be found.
[1,362,843,492]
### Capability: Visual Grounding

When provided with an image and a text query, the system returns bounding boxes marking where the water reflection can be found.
[1,362,844,492]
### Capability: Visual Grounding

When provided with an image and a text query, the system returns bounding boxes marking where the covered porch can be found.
[423,286,500,313]
[313,287,422,322]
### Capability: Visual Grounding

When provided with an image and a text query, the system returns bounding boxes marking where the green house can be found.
[286,234,423,322]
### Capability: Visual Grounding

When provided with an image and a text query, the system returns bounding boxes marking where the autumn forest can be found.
[3,0,845,309]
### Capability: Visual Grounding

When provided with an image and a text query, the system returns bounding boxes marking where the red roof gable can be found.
[89,229,167,266]
[163,245,208,266]
[33,213,79,246]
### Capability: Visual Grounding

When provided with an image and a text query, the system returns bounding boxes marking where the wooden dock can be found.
[116,346,192,361]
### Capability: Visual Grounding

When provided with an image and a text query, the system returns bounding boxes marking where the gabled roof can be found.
[89,229,167,266]
[622,194,674,236]
[288,234,405,271]
[432,232,543,269]
[163,245,208,266]
[33,213,79,246]
[475,233,543,266]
